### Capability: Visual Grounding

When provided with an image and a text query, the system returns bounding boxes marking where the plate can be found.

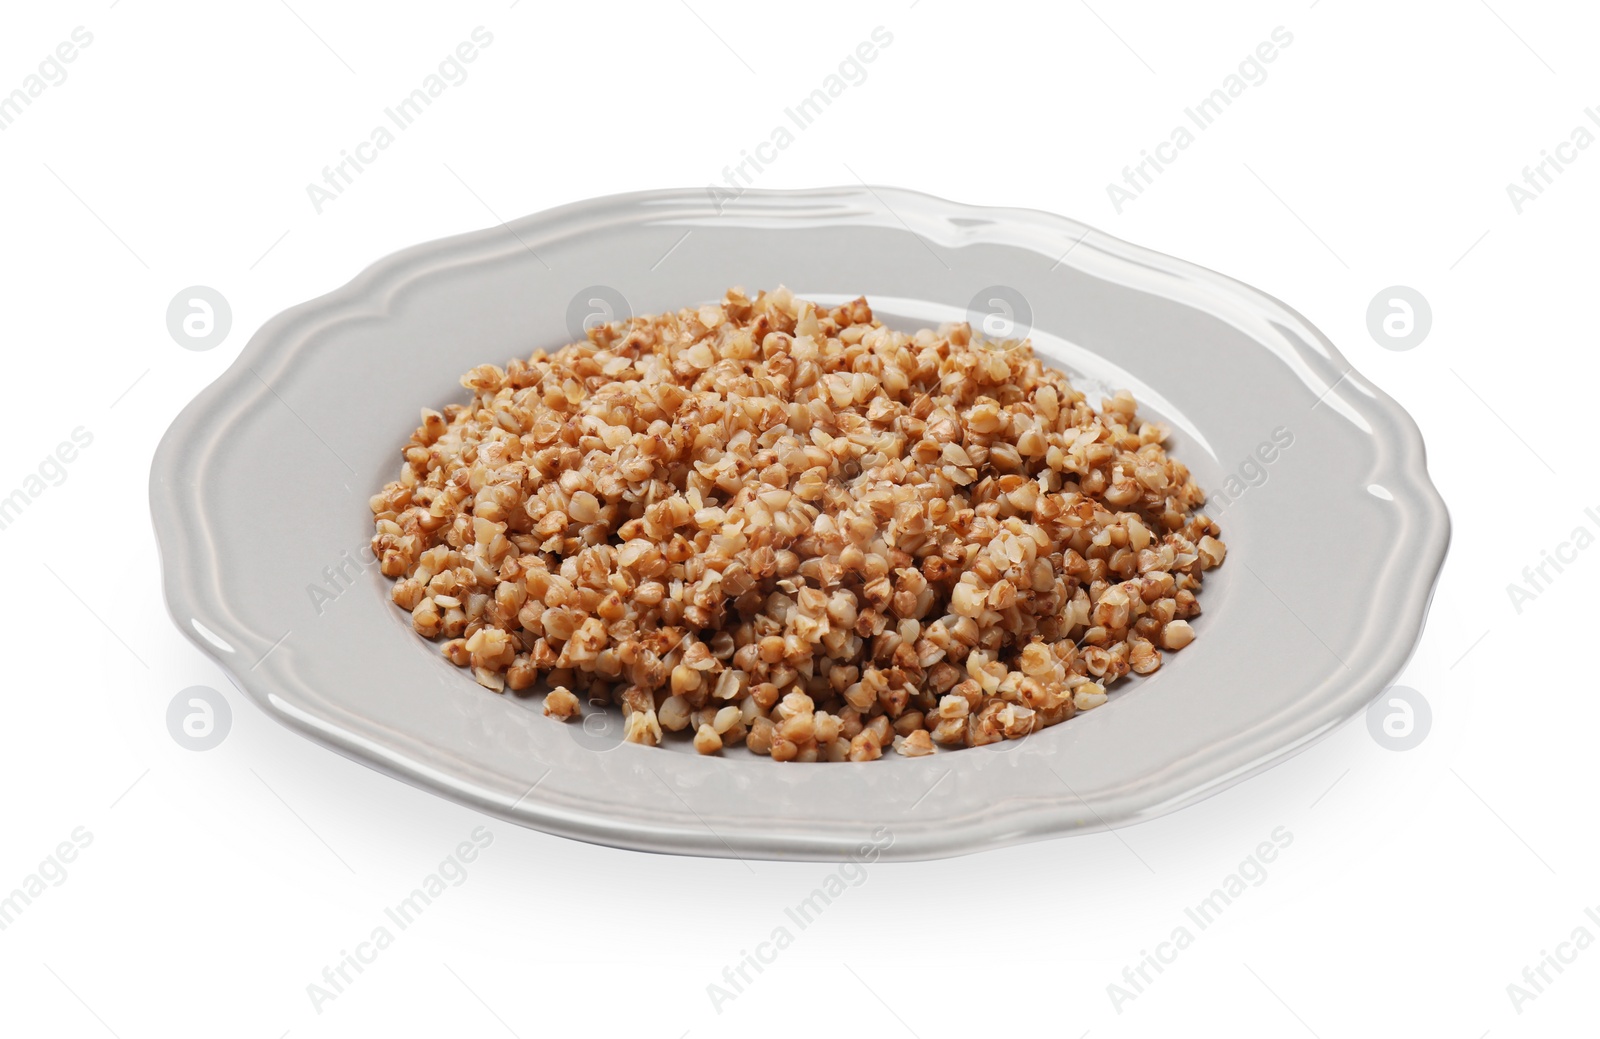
[149,186,1449,861]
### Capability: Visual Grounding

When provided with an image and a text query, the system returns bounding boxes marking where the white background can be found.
[0,1,1593,1036]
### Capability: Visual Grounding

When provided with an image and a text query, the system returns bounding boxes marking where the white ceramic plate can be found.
[150,186,1449,861]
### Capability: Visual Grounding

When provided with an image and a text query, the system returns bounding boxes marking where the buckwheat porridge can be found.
[368,287,1225,762]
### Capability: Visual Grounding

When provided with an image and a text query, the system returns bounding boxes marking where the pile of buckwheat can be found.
[369,287,1225,762]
